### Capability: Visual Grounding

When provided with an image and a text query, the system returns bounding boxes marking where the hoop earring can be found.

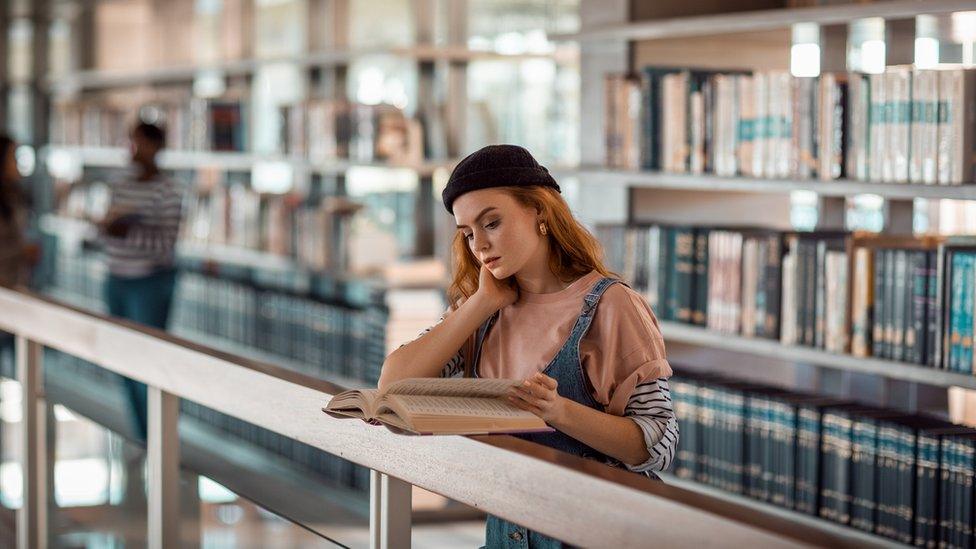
[539,222,548,236]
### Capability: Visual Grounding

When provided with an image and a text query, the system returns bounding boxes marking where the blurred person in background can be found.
[0,135,38,289]
[98,121,184,440]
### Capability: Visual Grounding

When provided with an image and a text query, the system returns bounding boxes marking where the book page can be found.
[386,395,536,419]
[385,378,519,399]
[325,389,380,417]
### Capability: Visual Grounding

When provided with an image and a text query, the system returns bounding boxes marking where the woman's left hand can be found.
[507,372,566,425]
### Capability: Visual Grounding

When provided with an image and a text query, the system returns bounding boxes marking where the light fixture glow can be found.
[790,43,821,77]
[915,37,940,68]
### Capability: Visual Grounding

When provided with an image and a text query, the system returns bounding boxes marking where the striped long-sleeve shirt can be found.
[416,321,679,476]
[102,171,184,278]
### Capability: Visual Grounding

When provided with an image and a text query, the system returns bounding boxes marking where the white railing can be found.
[0,287,882,548]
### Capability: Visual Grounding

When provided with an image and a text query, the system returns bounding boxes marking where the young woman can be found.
[379,144,677,548]
[0,135,29,288]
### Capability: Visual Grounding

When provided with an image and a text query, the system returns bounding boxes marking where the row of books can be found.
[673,371,976,546]
[51,97,250,152]
[181,183,364,272]
[171,271,387,384]
[604,66,976,185]
[50,250,388,384]
[279,99,424,165]
[50,95,428,165]
[598,224,976,371]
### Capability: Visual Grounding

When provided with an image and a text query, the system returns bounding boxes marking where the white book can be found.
[753,72,769,178]
[780,251,797,346]
[887,67,913,183]
[869,72,887,181]
[737,75,756,177]
[937,68,976,185]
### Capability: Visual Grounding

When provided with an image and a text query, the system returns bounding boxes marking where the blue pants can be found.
[104,268,177,442]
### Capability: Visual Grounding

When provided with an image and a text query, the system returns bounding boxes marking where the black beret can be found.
[442,144,560,214]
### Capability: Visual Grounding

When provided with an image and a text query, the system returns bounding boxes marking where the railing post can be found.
[370,469,412,549]
[147,387,180,549]
[16,335,47,549]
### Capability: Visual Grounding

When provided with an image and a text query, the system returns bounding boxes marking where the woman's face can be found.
[453,188,542,279]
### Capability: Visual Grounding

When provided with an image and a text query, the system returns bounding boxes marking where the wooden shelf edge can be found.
[45,146,456,175]
[659,320,976,390]
[47,46,573,92]
[552,0,976,42]
[553,166,976,200]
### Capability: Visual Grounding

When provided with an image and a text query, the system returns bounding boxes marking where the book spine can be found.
[851,247,872,357]
[951,253,966,373]
[660,227,674,321]
[765,235,783,340]
[893,249,908,362]
[815,240,828,349]
[915,434,938,547]
[910,251,929,365]
[802,240,817,347]
[923,250,936,368]
[674,228,695,323]
[873,249,887,358]
[965,254,976,375]
[883,249,896,360]
[693,229,709,326]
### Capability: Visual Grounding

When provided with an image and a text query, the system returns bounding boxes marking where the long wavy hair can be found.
[447,186,614,308]
[0,136,16,222]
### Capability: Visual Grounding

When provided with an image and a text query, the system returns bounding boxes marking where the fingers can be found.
[533,372,558,391]
[517,379,553,401]
[507,393,543,415]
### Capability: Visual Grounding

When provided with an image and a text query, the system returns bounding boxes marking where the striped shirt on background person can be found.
[411,316,680,477]
[102,170,185,278]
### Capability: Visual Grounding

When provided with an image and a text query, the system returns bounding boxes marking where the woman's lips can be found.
[484,257,500,267]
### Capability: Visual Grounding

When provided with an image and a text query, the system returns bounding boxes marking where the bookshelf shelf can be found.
[659,320,976,390]
[556,167,976,201]
[658,474,891,549]
[47,146,457,176]
[552,0,976,42]
[39,213,448,292]
[48,46,573,92]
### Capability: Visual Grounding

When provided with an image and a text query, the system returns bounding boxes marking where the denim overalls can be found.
[470,277,621,548]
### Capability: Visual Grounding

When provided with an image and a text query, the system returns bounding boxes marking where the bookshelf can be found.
[571,1,976,545]
[573,0,976,393]
[41,0,580,261]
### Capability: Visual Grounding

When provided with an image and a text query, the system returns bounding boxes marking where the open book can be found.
[323,378,554,435]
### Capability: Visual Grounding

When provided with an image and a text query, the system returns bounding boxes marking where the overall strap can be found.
[466,312,498,378]
[562,277,622,351]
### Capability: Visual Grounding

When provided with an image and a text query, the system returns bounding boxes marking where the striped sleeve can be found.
[399,312,465,378]
[617,377,679,474]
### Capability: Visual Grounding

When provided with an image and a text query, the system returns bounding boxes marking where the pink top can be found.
[468,270,672,416]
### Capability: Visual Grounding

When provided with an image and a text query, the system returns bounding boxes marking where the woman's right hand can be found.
[474,264,518,313]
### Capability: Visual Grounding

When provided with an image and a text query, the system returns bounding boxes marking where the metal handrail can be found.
[0,287,885,548]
